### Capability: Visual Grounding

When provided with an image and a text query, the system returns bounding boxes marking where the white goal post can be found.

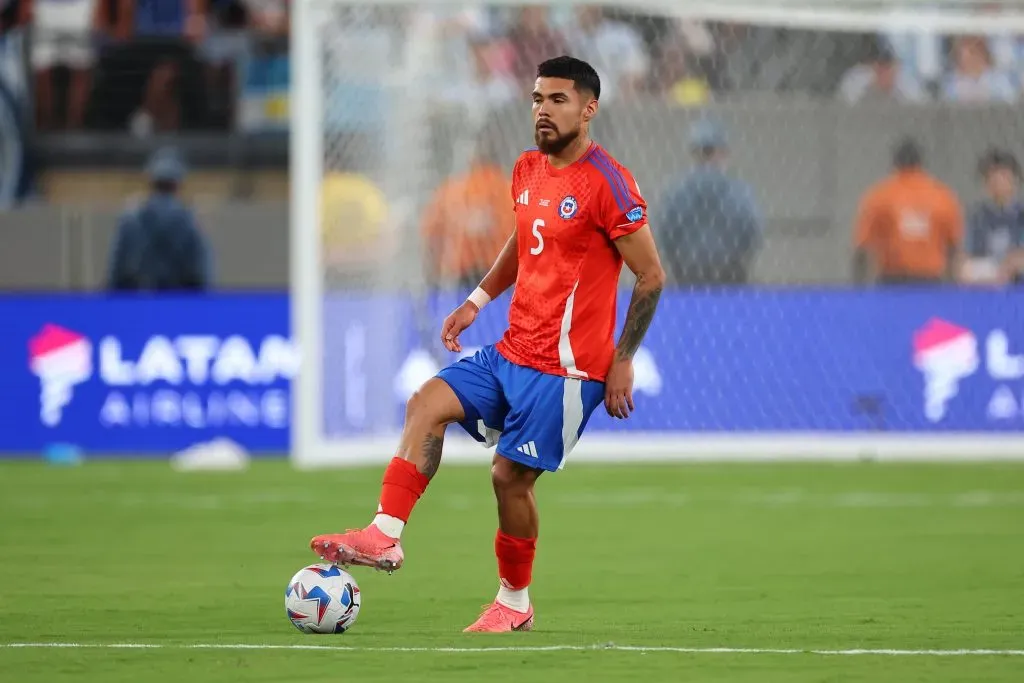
[291,0,1024,468]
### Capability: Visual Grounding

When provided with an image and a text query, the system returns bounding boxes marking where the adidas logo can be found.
[515,441,539,458]
[516,189,529,206]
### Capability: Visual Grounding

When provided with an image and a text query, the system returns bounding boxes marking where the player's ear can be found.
[583,96,598,122]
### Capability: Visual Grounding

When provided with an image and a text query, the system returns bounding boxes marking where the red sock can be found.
[495,530,537,590]
[377,457,430,523]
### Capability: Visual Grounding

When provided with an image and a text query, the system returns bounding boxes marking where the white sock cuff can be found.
[496,584,530,612]
[372,513,405,539]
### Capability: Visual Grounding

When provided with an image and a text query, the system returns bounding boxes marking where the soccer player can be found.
[310,56,665,633]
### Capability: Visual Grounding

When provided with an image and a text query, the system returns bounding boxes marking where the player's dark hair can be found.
[536,56,601,100]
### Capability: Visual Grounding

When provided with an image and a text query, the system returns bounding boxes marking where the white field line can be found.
[1,642,1023,656]
[5,490,1024,510]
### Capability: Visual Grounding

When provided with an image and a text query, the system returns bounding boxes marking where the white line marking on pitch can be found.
[2,643,1022,656]
[7,490,1024,511]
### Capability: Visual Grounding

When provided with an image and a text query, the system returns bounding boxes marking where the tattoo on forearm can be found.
[417,433,444,480]
[615,282,662,361]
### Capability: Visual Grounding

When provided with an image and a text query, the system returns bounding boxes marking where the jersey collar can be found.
[545,140,598,177]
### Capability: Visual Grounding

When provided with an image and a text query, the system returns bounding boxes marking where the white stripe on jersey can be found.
[558,280,588,379]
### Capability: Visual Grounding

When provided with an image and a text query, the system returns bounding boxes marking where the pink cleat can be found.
[463,601,535,633]
[309,525,404,573]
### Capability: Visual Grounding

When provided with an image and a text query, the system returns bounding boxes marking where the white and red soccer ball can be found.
[284,564,361,634]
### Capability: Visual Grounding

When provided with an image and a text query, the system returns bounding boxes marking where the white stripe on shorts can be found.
[559,377,585,469]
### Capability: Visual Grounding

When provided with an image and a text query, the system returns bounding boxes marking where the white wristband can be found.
[467,287,491,310]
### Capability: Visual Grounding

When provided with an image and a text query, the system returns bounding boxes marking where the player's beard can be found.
[535,122,580,155]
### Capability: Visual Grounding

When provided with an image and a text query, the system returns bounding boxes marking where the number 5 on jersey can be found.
[530,218,545,255]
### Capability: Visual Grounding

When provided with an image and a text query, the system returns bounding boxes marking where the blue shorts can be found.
[436,345,605,472]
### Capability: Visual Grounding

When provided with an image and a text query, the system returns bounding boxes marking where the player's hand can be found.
[604,356,635,419]
[440,301,479,353]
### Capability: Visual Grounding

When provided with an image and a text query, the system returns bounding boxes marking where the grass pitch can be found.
[1,459,1022,682]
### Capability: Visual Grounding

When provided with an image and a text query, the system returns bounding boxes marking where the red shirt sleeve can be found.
[595,163,648,241]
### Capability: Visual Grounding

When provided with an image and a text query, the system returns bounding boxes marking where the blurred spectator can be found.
[654,120,763,286]
[0,0,19,32]
[202,0,287,131]
[671,18,715,61]
[320,162,393,286]
[564,6,648,101]
[91,0,211,133]
[941,36,1017,104]
[319,6,398,138]
[199,0,250,129]
[108,147,213,291]
[886,6,1024,90]
[421,5,493,87]
[123,0,207,39]
[23,0,105,130]
[961,148,1024,286]
[702,23,760,92]
[968,3,1024,91]
[420,141,512,289]
[853,138,963,285]
[654,37,711,107]
[837,39,927,104]
[233,0,293,132]
[506,7,567,88]
[240,0,288,35]
[437,31,518,128]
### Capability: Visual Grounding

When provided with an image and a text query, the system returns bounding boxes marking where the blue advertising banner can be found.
[3,294,294,454]
[322,288,1024,437]
[1,289,1022,455]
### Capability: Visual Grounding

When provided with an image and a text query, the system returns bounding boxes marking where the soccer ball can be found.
[284,563,361,634]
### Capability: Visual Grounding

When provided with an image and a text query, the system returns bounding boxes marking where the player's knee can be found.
[404,388,433,426]
[491,457,540,495]
[405,379,462,428]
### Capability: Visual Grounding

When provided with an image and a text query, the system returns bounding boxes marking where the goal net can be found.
[291,0,1024,468]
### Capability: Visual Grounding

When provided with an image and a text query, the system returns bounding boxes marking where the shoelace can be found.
[471,603,497,620]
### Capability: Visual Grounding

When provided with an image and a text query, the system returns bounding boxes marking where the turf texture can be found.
[1,459,1022,682]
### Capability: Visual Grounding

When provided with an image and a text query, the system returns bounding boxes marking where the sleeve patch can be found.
[626,206,644,223]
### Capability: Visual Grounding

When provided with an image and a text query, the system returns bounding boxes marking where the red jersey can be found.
[495,142,647,382]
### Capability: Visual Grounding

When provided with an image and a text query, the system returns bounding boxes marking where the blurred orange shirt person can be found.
[421,159,513,287]
[854,139,963,283]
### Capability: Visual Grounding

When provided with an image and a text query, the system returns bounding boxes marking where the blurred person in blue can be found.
[960,148,1024,286]
[107,147,213,291]
[654,119,763,285]
[941,36,1017,104]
